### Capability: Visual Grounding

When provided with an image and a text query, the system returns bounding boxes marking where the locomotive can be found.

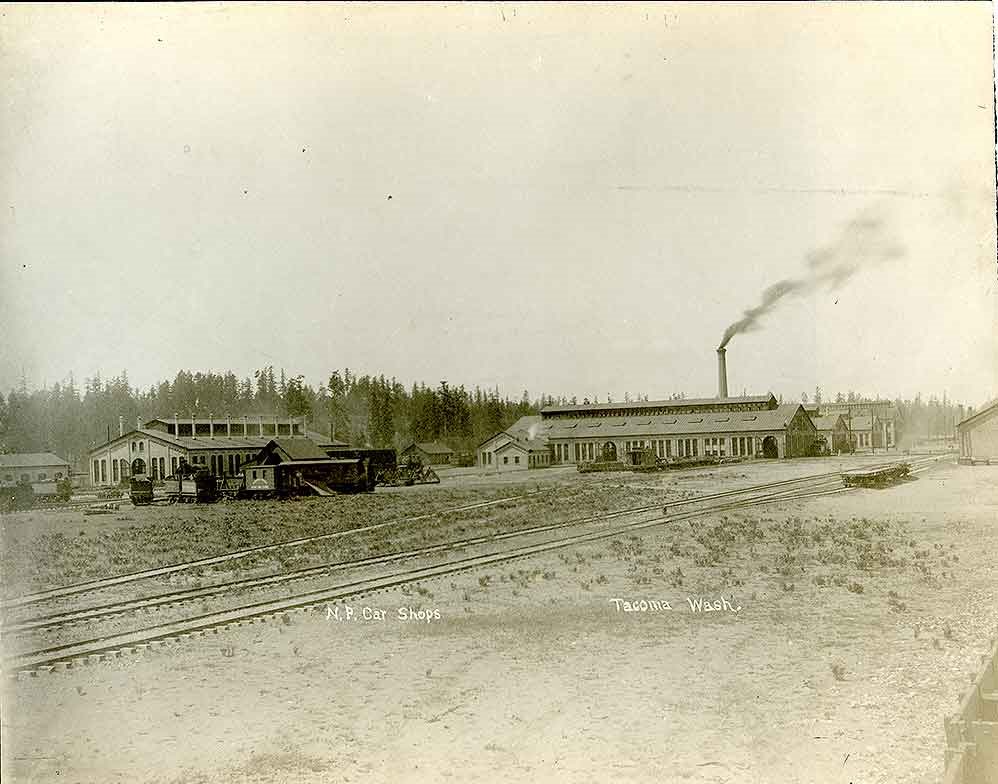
[129,454,375,505]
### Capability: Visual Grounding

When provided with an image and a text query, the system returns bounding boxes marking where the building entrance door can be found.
[761,437,778,459]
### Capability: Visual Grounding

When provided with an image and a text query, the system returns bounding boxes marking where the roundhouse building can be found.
[87,415,344,487]
[538,395,819,464]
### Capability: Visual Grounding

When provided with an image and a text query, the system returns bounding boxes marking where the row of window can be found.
[552,436,772,463]
[480,449,552,467]
[93,451,261,484]
[2,472,63,482]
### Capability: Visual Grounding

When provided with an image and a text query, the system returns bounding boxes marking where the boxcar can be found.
[240,458,372,498]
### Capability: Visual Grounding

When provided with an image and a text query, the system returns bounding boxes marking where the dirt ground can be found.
[2,457,996,784]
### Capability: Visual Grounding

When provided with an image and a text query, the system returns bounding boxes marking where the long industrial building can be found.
[539,396,817,464]
[478,351,820,468]
[87,415,343,486]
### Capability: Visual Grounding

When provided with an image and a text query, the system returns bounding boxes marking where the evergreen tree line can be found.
[0,368,562,466]
[0,369,978,466]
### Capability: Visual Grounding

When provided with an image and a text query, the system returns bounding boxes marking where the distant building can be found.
[538,395,819,462]
[957,400,998,464]
[86,415,343,487]
[810,413,852,454]
[0,453,71,486]
[818,401,900,449]
[849,415,877,451]
[401,442,454,465]
[493,438,551,472]
[477,415,544,469]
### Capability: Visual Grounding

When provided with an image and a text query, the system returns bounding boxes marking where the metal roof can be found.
[544,404,806,440]
[0,452,70,468]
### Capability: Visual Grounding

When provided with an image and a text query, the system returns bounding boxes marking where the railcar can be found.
[240,457,372,499]
[325,447,396,485]
[1,479,74,512]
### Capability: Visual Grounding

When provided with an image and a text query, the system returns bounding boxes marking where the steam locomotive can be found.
[129,451,386,505]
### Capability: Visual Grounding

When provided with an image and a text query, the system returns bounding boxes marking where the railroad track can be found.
[1,465,861,615]
[3,469,854,635]
[3,487,559,611]
[4,456,944,676]
[4,459,909,630]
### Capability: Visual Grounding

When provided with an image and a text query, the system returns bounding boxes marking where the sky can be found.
[2,3,996,407]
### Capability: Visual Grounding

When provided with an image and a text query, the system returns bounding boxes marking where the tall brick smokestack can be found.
[717,348,728,399]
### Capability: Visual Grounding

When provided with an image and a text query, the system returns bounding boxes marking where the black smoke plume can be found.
[718,209,905,349]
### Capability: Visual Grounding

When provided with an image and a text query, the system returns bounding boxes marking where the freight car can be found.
[325,447,396,484]
[240,457,372,498]
[127,455,374,505]
[1,479,74,512]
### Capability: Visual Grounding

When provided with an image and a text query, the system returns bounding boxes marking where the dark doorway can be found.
[602,442,617,461]
[131,458,146,475]
[762,436,779,459]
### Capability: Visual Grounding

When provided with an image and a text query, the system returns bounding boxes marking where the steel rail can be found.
[5,456,930,611]
[5,466,919,675]
[5,456,940,634]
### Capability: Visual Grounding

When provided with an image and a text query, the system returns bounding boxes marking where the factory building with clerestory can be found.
[479,349,820,468]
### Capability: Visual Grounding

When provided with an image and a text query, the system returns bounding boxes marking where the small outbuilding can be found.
[811,414,852,454]
[401,442,454,465]
[477,415,545,469]
[0,453,71,486]
[957,400,998,465]
[493,438,552,472]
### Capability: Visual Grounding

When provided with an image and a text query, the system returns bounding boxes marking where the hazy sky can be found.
[2,3,996,407]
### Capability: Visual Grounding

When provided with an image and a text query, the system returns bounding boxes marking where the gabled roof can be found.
[544,404,808,440]
[476,415,546,449]
[850,416,874,431]
[0,452,70,468]
[405,442,454,455]
[541,394,778,416]
[957,399,998,431]
[268,438,329,462]
[495,437,549,454]
[811,414,849,431]
[88,428,334,456]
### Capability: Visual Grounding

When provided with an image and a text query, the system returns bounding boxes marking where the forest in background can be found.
[0,367,557,466]
[0,367,977,468]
